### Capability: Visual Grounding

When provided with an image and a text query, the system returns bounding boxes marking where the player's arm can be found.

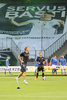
[18,55,24,63]
[50,60,52,66]
[28,57,31,60]
[43,58,45,65]
[37,57,40,64]
[9,18,31,26]
[65,60,66,65]
[43,61,45,65]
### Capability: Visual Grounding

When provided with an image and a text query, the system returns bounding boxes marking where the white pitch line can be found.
[0,95,67,98]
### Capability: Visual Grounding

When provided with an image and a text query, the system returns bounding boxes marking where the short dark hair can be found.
[24,46,28,51]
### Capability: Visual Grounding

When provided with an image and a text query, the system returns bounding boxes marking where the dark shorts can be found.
[21,64,27,72]
[37,65,44,72]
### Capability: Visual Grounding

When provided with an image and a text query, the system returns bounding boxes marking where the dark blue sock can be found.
[52,69,54,74]
[9,72,11,74]
[4,72,6,75]
[35,70,36,74]
[55,69,57,74]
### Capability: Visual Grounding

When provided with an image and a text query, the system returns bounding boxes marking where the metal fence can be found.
[0,37,12,50]
[44,32,67,58]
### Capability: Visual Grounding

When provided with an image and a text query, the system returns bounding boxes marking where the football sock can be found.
[9,72,11,74]
[42,72,44,77]
[4,72,6,75]
[36,72,38,78]
[64,69,66,74]
[61,69,63,74]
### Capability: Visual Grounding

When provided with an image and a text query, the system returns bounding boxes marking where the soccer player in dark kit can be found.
[15,46,30,84]
[35,51,46,80]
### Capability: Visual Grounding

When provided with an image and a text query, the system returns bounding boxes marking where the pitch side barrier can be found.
[0,66,67,76]
[0,66,67,72]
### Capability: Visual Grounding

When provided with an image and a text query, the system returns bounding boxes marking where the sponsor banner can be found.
[44,66,67,72]
[0,66,35,72]
[0,66,67,72]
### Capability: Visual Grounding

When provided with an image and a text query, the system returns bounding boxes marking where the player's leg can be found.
[23,72,28,84]
[4,68,6,75]
[52,65,56,75]
[35,66,37,75]
[21,64,28,84]
[35,67,39,80]
[54,69,57,75]
[61,66,63,75]
[52,68,55,75]
[15,72,23,83]
[64,66,66,75]
[18,72,23,78]
[15,64,24,83]
[42,67,46,80]
[8,68,11,75]
[52,65,54,75]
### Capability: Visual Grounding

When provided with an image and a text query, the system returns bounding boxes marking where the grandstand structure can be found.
[0,31,67,66]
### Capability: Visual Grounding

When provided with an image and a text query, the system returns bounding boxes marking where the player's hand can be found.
[21,60,24,63]
[38,62,40,64]
[28,57,31,60]
[43,61,45,65]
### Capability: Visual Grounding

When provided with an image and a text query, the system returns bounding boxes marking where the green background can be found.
[0,0,67,3]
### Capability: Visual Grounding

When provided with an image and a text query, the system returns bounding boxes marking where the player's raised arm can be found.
[9,18,31,26]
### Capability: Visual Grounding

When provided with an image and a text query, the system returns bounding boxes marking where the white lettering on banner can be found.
[19,11,33,18]
[5,12,19,18]
[7,6,16,11]
[6,6,66,12]
[5,5,66,18]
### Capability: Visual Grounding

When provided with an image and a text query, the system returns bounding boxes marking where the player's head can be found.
[61,56,64,58]
[41,12,54,21]
[54,55,56,58]
[24,46,29,53]
[7,56,10,60]
[39,51,42,57]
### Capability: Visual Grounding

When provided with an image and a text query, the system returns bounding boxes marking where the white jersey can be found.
[28,19,62,37]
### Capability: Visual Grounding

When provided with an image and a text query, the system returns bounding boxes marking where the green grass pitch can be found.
[0,72,67,100]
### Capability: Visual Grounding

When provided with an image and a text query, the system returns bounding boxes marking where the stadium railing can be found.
[44,32,67,58]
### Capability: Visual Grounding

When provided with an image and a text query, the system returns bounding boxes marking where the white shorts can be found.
[52,65,57,69]
[5,66,10,70]
[60,66,66,69]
